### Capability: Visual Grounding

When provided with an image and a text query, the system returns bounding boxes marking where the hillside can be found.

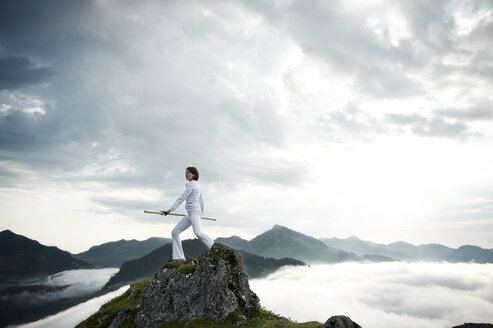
[447,245,493,263]
[0,229,94,282]
[73,237,171,268]
[102,239,305,292]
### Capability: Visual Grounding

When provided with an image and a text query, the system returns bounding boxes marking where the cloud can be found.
[250,262,493,328]
[384,112,475,139]
[243,0,429,98]
[242,0,492,140]
[435,102,493,121]
[0,0,303,195]
[1,0,493,252]
[0,268,118,305]
[0,57,53,90]
[19,285,129,328]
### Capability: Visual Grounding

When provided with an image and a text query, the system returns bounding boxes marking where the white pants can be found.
[171,211,214,260]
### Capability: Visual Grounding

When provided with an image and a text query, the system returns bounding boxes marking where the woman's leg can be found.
[171,216,192,260]
[189,211,213,250]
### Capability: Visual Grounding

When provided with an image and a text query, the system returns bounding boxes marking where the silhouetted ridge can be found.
[73,237,171,268]
[0,229,94,281]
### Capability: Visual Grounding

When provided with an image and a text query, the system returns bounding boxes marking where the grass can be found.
[158,308,323,328]
[75,278,152,328]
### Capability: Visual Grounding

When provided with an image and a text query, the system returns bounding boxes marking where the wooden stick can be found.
[144,210,217,221]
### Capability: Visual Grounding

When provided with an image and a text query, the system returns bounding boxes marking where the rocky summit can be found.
[77,242,364,328]
[134,243,260,327]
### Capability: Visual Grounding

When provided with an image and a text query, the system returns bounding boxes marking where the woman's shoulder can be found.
[186,180,199,187]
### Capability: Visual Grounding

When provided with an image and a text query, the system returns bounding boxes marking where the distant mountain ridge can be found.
[217,224,375,264]
[0,229,94,283]
[447,245,493,263]
[320,236,493,263]
[102,239,305,291]
[72,237,171,268]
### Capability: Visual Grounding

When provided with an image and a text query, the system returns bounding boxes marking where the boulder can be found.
[134,243,260,327]
[323,315,362,328]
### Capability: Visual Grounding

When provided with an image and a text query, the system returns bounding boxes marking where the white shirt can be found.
[169,180,204,215]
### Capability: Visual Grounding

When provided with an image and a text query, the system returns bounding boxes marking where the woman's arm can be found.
[199,192,204,215]
[169,183,193,212]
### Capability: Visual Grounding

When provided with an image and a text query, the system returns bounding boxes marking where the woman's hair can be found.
[186,167,200,180]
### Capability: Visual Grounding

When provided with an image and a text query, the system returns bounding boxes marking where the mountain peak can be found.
[80,243,261,327]
[272,224,288,230]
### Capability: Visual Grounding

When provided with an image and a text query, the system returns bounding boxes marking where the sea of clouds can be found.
[3,268,119,305]
[250,262,493,328]
[15,262,493,328]
[18,285,129,328]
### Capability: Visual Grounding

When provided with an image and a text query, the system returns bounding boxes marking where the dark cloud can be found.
[0,0,302,201]
[0,57,53,90]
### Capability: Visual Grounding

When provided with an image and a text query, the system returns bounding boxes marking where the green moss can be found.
[163,261,183,270]
[176,263,197,275]
[162,261,197,275]
[75,278,152,328]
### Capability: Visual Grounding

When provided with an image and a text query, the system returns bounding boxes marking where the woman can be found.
[161,167,214,260]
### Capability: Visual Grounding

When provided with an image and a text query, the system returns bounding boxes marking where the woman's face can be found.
[185,170,195,181]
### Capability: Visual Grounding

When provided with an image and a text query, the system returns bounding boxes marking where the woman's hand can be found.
[161,210,170,216]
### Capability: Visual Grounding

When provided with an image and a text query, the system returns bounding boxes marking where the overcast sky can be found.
[1,0,492,253]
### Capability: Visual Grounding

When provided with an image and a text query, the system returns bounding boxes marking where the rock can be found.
[323,315,362,328]
[452,324,493,328]
[134,243,260,327]
[108,308,131,328]
[128,289,139,299]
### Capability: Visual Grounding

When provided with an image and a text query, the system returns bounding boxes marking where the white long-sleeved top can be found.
[169,180,204,215]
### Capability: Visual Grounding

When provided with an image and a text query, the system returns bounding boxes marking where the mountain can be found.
[215,235,249,250]
[102,239,305,292]
[447,245,493,264]
[77,244,360,328]
[0,229,94,282]
[319,236,493,263]
[219,225,360,264]
[248,225,356,263]
[73,237,171,268]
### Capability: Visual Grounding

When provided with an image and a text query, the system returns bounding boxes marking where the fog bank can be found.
[1,268,119,305]
[17,285,129,328]
[250,262,493,328]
